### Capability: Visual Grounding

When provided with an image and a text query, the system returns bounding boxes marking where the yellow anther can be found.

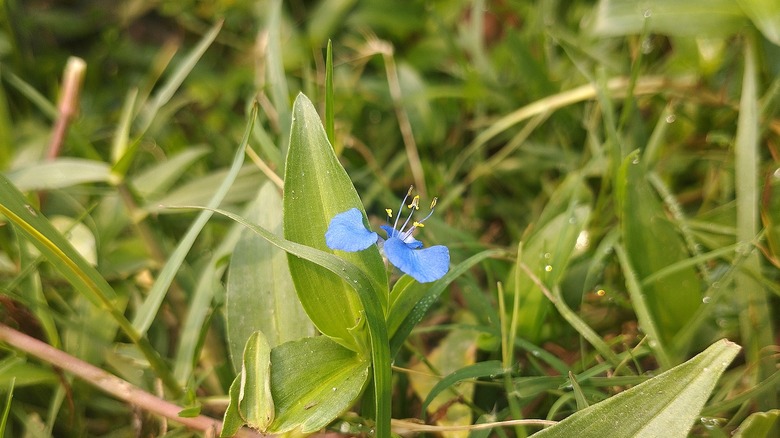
[406,185,414,196]
[430,197,438,209]
[385,208,393,218]
[408,195,420,210]
[413,221,425,228]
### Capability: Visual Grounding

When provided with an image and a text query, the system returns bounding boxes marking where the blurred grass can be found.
[0,0,778,436]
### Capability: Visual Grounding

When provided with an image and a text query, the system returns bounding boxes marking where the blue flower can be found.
[325,187,450,283]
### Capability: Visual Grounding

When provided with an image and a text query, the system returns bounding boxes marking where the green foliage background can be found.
[0,0,778,436]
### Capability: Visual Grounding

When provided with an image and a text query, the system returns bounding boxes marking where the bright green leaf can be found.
[268,336,369,434]
[733,409,780,438]
[283,93,388,350]
[239,331,274,430]
[194,206,391,438]
[532,339,740,438]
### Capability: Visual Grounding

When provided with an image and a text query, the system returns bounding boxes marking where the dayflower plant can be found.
[325,187,450,283]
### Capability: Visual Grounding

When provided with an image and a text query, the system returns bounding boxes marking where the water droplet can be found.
[665,114,676,123]
[700,417,721,430]
[702,296,711,304]
[332,387,337,391]
[568,216,577,224]
[301,172,305,177]
[702,367,710,372]
[643,9,652,18]
[632,156,640,165]
[711,281,720,289]
[531,350,541,357]
[24,205,38,216]
[339,422,351,433]
[544,265,553,272]
[575,231,590,250]
[641,38,654,54]
[543,252,551,259]
[773,168,780,179]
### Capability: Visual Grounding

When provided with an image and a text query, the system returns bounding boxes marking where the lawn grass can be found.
[0,1,778,437]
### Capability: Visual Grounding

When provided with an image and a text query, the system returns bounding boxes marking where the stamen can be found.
[399,205,416,233]
[393,186,414,231]
[408,195,420,210]
[385,208,393,218]
[430,197,438,209]
[413,221,424,228]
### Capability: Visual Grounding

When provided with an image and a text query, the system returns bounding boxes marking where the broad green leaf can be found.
[269,336,369,433]
[5,158,111,191]
[226,182,314,369]
[591,0,748,38]
[532,339,740,438]
[196,206,391,438]
[616,151,701,362]
[733,410,780,438]
[239,332,274,430]
[283,93,387,350]
[737,0,780,45]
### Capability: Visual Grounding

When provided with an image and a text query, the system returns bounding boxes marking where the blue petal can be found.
[325,208,378,252]
[383,237,450,283]
[380,225,422,249]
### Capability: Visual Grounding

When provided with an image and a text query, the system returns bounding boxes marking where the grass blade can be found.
[734,37,776,410]
[131,104,256,335]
